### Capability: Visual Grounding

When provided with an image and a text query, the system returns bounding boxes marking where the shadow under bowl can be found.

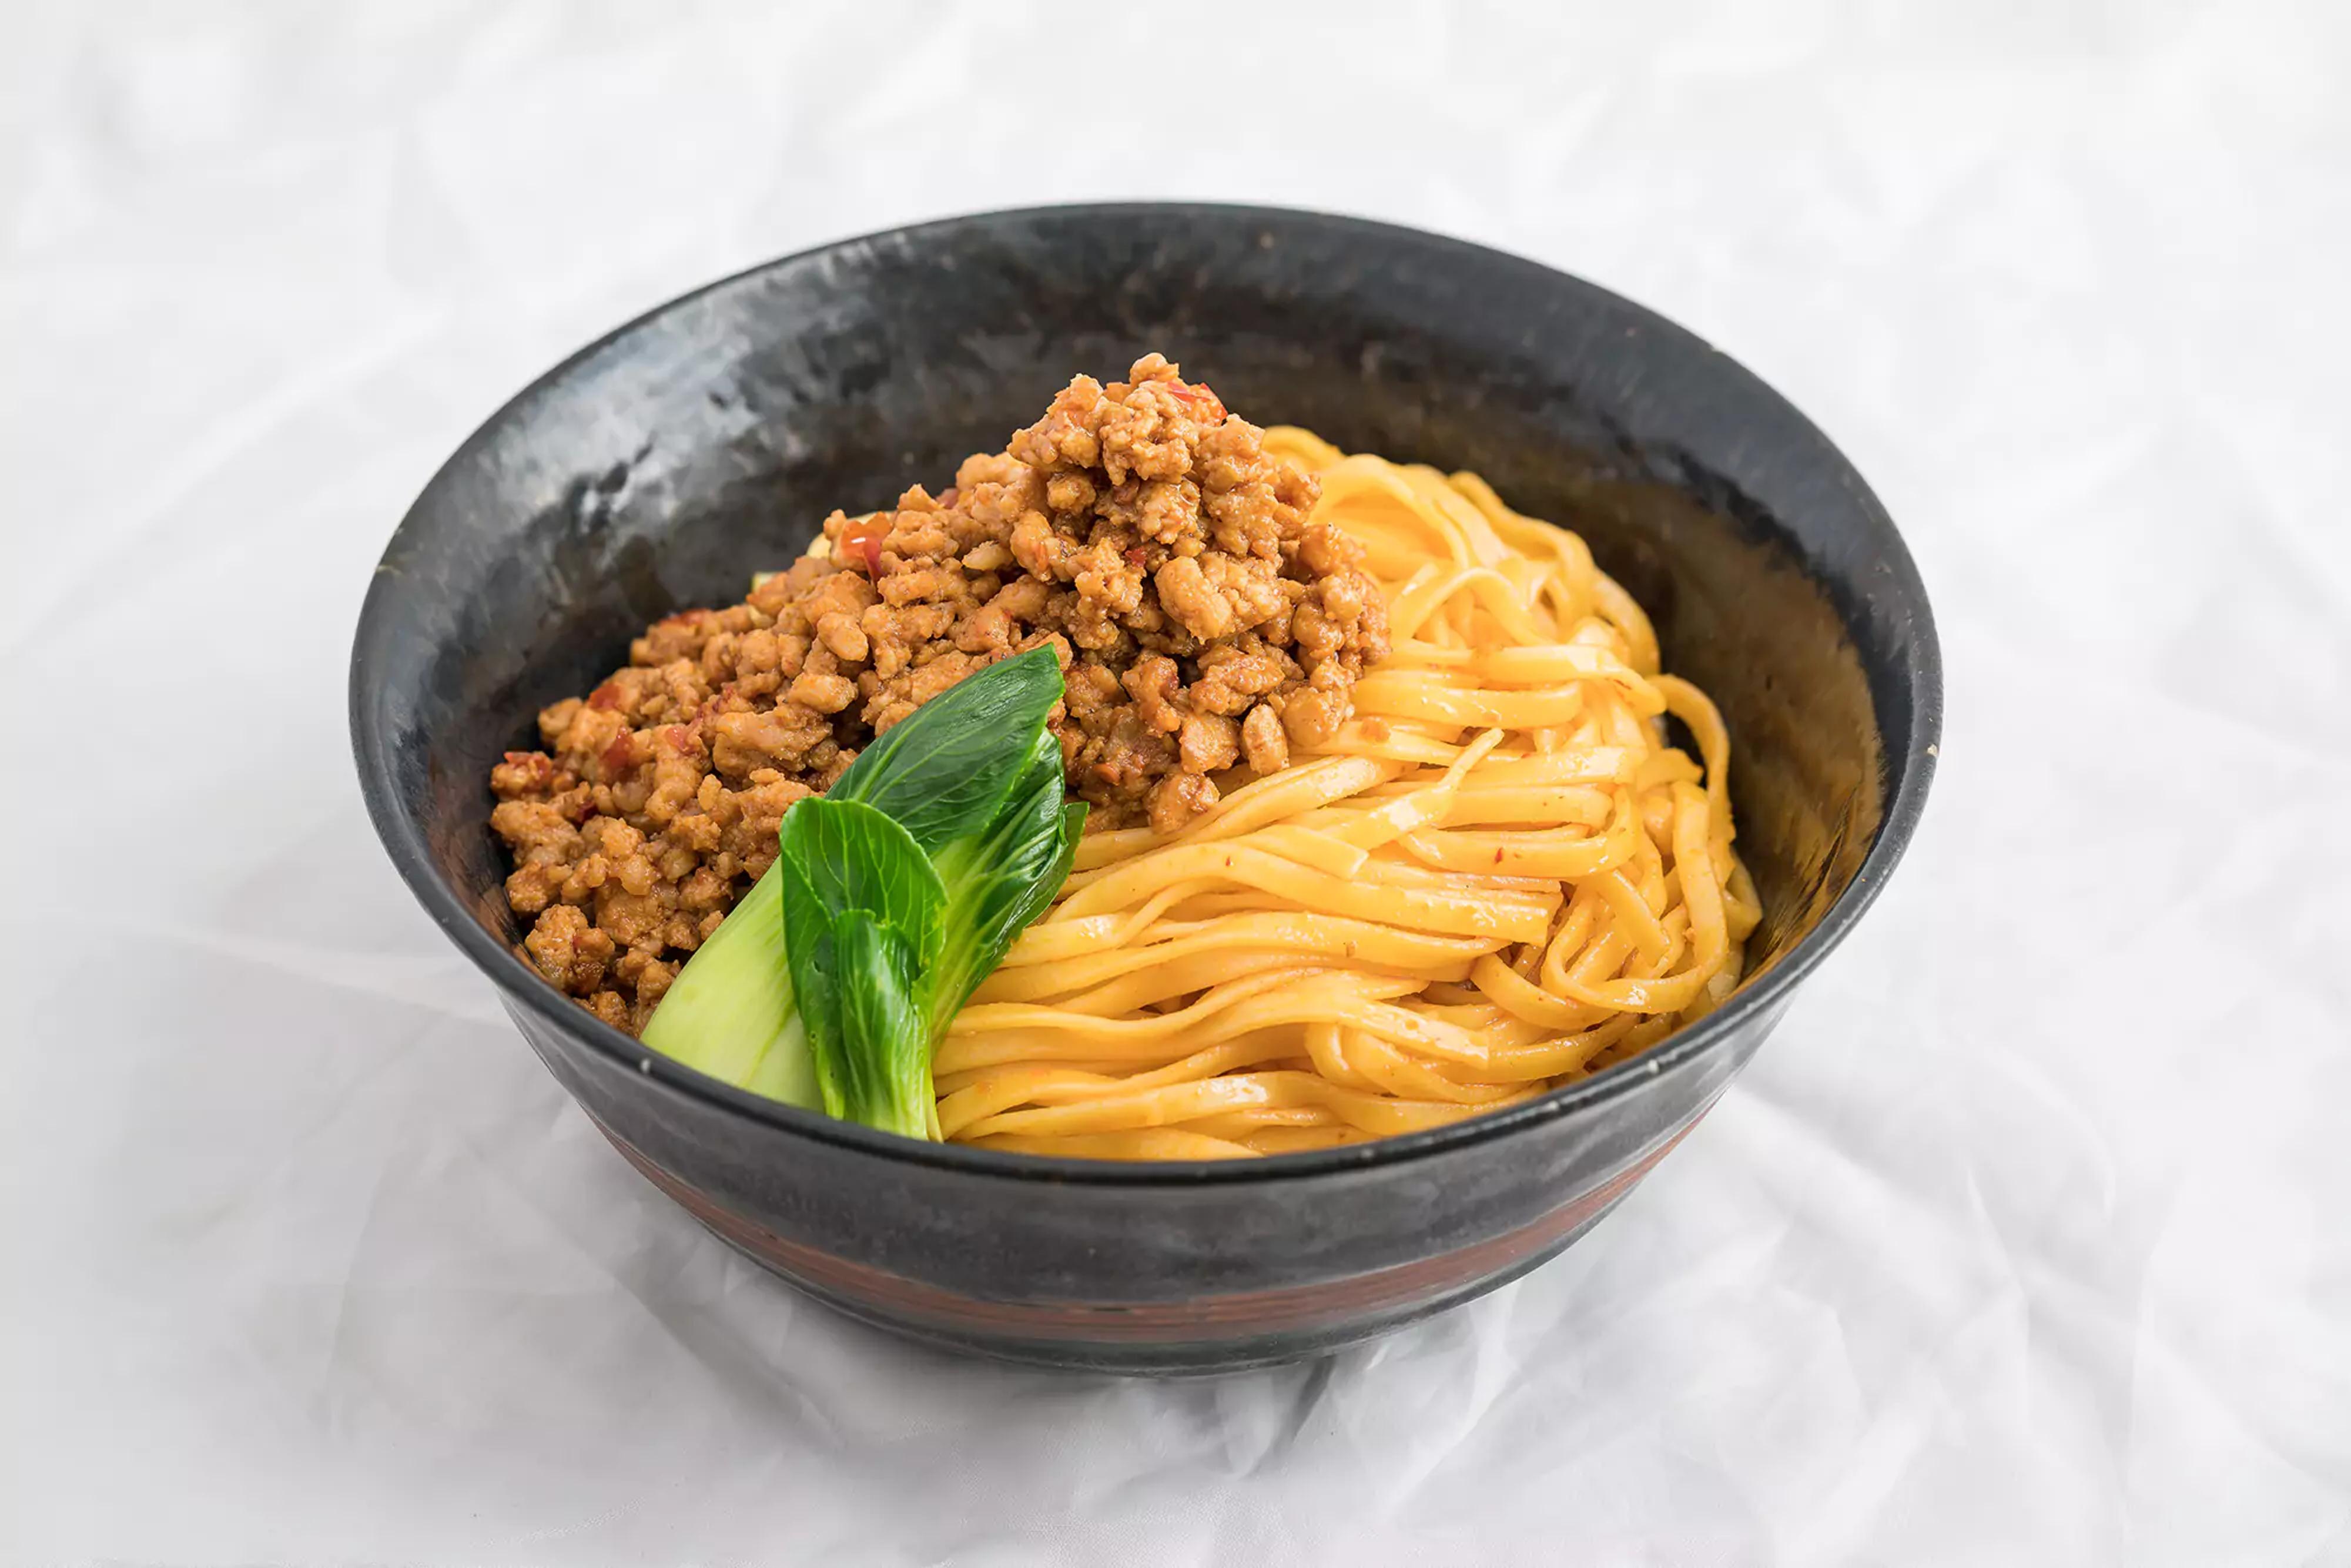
[351,204,1940,1373]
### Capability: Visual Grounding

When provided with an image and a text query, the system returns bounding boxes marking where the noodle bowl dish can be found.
[353,206,1939,1371]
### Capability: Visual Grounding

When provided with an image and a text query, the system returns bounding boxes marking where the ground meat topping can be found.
[491,354,1388,1030]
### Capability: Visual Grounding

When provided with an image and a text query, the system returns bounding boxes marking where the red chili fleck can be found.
[600,733,635,775]
[838,514,889,574]
[936,487,960,507]
[587,680,624,711]
[1494,848,1506,864]
[1164,381,1226,420]
[1124,547,1150,568]
[501,750,538,768]
[661,724,695,752]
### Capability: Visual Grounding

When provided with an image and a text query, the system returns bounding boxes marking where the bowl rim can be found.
[351,199,1942,1189]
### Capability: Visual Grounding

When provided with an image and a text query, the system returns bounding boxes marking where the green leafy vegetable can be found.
[778,797,945,960]
[775,798,944,1132]
[638,865,817,1108]
[772,873,935,1139]
[640,646,1084,1139]
[922,728,1084,1037]
[826,645,1067,852]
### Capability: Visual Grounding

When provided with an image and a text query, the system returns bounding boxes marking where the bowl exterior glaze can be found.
[353,204,1938,1373]
[511,986,1785,1371]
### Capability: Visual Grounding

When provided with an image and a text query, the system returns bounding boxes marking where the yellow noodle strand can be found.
[933,431,1751,1157]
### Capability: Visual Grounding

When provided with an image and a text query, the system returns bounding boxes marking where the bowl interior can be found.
[359,205,1930,1090]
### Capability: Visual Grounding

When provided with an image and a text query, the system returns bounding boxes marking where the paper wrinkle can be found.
[8,3,2350,1564]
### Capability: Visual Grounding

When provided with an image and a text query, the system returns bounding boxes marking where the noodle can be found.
[939,431,1759,1158]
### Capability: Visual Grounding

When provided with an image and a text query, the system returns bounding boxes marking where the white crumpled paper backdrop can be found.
[6,3,2347,1563]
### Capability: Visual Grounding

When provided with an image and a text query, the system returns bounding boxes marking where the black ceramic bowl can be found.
[353,204,1938,1373]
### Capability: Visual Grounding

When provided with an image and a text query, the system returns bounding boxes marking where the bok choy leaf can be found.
[639,646,1083,1138]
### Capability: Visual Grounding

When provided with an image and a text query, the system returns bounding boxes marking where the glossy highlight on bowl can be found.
[351,204,1940,1372]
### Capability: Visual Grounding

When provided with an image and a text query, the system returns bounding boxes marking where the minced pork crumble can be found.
[490,354,1389,1031]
